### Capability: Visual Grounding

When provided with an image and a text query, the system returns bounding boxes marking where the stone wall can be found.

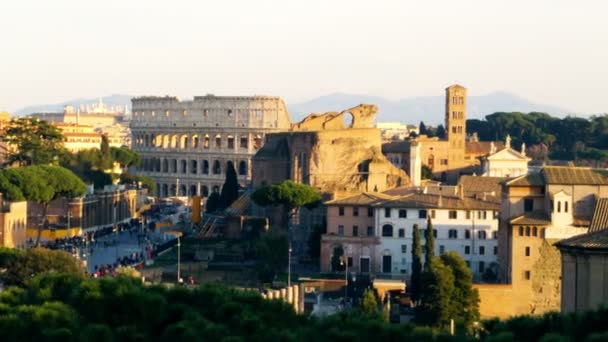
[474,284,515,319]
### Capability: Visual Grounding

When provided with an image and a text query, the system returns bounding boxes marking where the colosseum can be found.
[130,95,291,197]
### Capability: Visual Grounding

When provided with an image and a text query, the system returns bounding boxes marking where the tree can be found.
[0,247,83,287]
[436,124,446,139]
[219,161,239,211]
[416,257,455,328]
[251,180,322,229]
[424,216,435,269]
[440,252,480,329]
[0,165,87,246]
[360,289,379,315]
[119,172,156,194]
[410,223,423,303]
[110,147,140,168]
[255,228,289,282]
[4,118,67,166]
[421,165,433,180]
[419,121,428,136]
[99,134,113,170]
[206,191,220,213]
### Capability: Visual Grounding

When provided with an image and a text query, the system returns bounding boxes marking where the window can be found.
[399,209,407,218]
[430,210,436,219]
[367,207,374,217]
[465,230,471,239]
[439,245,445,254]
[478,211,487,219]
[353,207,359,217]
[557,201,561,213]
[479,261,486,273]
[492,231,498,239]
[338,225,344,236]
[353,226,359,237]
[448,229,458,239]
[466,211,471,219]
[367,226,374,237]
[385,208,391,218]
[382,224,393,237]
[524,270,531,280]
[479,246,485,255]
[532,227,538,237]
[525,246,530,256]
[215,135,222,148]
[541,228,546,238]
[398,228,405,238]
[519,226,524,236]
[465,246,471,254]
[565,201,569,213]
[494,246,498,255]
[419,210,427,219]
[338,207,344,216]
[524,198,534,212]
[449,210,457,219]
[240,137,248,149]
[401,244,407,253]
[440,159,448,165]
[478,231,487,240]
[525,226,531,236]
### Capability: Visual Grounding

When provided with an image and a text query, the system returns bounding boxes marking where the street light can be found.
[288,242,292,287]
[341,255,349,305]
[166,230,183,283]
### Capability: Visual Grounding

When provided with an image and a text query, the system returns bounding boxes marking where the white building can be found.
[374,192,499,278]
[482,135,531,177]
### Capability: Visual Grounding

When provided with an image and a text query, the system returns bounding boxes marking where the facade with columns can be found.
[481,135,531,177]
[131,95,291,198]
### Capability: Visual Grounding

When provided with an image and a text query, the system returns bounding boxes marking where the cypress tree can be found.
[411,223,423,303]
[219,161,239,210]
[424,216,435,269]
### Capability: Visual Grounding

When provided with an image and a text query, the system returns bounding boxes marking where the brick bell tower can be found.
[445,84,467,168]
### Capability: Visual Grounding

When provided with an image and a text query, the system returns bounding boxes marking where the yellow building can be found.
[0,194,27,248]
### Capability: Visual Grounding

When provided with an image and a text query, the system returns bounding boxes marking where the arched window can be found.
[226,160,234,172]
[557,201,561,213]
[189,185,197,196]
[162,159,169,172]
[181,160,187,174]
[565,201,569,213]
[532,227,538,236]
[155,158,161,172]
[162,184,168,197]
[171,159,177,173]
[213,160,221,174]
[202,160,209,174]
[190,160,197,174]
[179,185,187,196]
[382,224,393,237]
[201,185,209,197]
[525,226,531,236]
[238,160,247,176]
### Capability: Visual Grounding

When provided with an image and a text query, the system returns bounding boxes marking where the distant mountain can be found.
[287,91,572,125]
[15,94,133,115]
[16,91,571,125]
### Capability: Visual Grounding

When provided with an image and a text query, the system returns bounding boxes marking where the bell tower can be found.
[445,84,467,166]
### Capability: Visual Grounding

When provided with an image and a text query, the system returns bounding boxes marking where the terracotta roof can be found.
[382,141,410,153]
[325,192,395,206]
[505,173,544,187]
[542,167,608,185]
[589,198,608,233]
[379,193,499,210]
[555,229,608,251]
[459,176,507,195]
[510,211,551,225]
[466,141,504,154]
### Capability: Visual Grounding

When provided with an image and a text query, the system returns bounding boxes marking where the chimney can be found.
[459,184,464,199]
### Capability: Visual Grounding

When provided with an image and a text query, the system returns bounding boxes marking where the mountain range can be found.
[14,92,571,125]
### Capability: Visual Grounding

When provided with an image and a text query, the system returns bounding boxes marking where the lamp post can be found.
[166,230,183,283]
[341,255,349,305]
[288,242,292,287]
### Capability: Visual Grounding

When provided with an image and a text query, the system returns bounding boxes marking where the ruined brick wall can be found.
[474,284,515,319]
[529,239,562,314]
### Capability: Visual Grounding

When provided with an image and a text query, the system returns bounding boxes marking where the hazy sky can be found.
[1,0,607,113]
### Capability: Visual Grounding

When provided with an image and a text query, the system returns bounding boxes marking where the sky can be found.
[1,0,607,113]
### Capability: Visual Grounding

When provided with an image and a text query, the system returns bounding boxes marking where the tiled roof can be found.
[325,192,395,206]
[505,173,545,187]
[378,193,499,210]
[510,211,552,225]
[466,141,504,154]
[382,141,410,153]
[543,166,608,185]
[589,198,608,233]
[458,176,507,195]
[555,228,608,251]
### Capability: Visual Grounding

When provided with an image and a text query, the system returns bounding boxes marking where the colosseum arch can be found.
[162,184,169,197]
[171,135,178,149]
[180,160,187,174]
[238,160,247,176]
[179,185,187,196]
[192,134,199,148]
[203,134,210,149]
[213,160,221,174]
[202,160,209,174]
[155,158,161,172]
[162,134,170,149]
[180,135,189,149]
[201,185,209,197]
[190,160,198,174]
[162,159,169,172]
[155,135,163,147]
[171,159,177,173]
